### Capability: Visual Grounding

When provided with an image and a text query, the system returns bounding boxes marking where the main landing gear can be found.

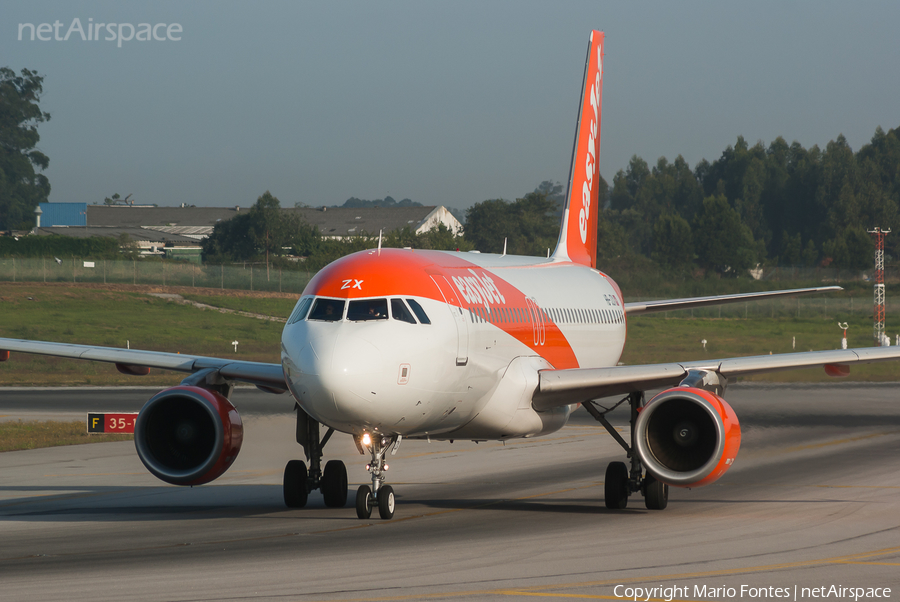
[583,391,669,511]
[354,433,401,520]
[283,405,348,509]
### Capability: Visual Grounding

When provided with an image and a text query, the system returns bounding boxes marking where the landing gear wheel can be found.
[322,460,348,508]
[355,485,373,519]
[604,461,629,509]
[377,485,396,520]
[283,460,309,508]
[643,473,669,510]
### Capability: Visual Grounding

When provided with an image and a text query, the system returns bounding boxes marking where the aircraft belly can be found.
[437,355,572,440]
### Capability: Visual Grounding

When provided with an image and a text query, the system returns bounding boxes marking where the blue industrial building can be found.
[37,203,87,227]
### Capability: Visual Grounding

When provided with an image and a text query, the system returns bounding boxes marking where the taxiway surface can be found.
[1,384,899,601]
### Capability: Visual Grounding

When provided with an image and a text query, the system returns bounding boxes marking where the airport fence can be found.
[0,257,315,294]
[627,294,900,322]
[0,257,897,325]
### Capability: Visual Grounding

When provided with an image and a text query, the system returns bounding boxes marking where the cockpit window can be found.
[391,299,416,324]
[406,299,431,325]
[347,298,388,321]
[308,298,345,322]
[287,297,313,325]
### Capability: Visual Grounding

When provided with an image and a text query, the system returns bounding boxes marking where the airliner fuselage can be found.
[5,29,898,520]
[281,248,626,440]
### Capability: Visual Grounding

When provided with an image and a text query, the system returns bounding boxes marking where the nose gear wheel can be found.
[355,485,373,519]
[355,434,400,520]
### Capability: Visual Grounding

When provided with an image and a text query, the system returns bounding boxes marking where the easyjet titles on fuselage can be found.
[452,268,506,312]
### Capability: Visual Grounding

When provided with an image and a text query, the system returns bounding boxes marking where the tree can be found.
[416,223,473,251]
[104,193,133,205]
[651,214,693,269]
[609,156,650,211]
[534,180,566,216]
[824,227,873,270]
[464,191,558,256]
[779,231,802,266]
[201,191,317,265]
[693,194,757,276]
[341,196,422,209]
[382,223,473,252]
[0,67,51,230]
[596,209,629,261]
[802,239,819,267]
[463,199,515,253]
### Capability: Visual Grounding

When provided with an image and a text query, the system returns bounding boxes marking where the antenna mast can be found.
[868,227,891,346]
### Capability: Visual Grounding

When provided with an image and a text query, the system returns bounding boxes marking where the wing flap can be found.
[0,337,286,389]
[535,363,687,410]
[534,346,900,410]
[624,286,842,315]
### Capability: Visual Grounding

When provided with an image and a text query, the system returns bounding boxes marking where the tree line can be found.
[5,65,898,277]
[465,126,900,276]
[601,127,900,274]
[201,124,900,277]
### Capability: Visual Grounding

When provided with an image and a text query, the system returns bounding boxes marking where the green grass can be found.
[0,420,133,452]
[0,284,284,385]
[1,283,898,385]
[179,293,298,318]
[623,313,900,382]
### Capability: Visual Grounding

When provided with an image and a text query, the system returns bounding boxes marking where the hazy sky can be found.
[4,1,899,213]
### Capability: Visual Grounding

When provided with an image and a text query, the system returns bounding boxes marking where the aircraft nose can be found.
[283,323,389,427]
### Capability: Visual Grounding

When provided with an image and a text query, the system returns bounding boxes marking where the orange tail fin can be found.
[551,30,604,268]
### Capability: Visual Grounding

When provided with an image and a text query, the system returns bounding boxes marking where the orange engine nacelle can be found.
[134,386,243,486]
[633,387,741,488]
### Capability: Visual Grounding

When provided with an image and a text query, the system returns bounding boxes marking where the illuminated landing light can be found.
[362,433,371,446]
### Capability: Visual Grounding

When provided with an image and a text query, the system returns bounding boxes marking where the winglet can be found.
[551,30,604,268]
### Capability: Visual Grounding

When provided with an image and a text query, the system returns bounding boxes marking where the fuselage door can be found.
[429,275,469,366]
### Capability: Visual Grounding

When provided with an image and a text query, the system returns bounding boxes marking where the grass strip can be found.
[0,420,133,452]
[2,283,899,385]
[0,283,284,385]
[179,293,297,318]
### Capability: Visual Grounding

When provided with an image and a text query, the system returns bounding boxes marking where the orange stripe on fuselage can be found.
[302,248,580,369]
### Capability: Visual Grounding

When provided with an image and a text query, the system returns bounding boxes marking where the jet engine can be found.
[633,387,740,488]
[134,385,243,486]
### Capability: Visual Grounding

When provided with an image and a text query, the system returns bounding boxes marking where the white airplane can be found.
[3,30,899,520]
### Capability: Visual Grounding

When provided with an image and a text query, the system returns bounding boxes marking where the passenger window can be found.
[347,298,388,321]
[406,299,431,325]
[308,298,345,322]
[391,299,417,324]
[287,297,313,324]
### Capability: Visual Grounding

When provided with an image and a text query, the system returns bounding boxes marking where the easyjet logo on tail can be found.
[578,43,602,245]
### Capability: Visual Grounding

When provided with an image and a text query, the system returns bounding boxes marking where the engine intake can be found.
[134,386,243,486]
[634,387,740,488]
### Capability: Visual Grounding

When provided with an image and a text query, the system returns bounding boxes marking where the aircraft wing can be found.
[0,337,287,390]
[624,286,842,315]
[533,346,900,410]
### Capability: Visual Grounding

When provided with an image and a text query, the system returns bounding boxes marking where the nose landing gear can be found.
[355,433,401,519]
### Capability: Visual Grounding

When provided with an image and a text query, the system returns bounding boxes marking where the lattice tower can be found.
[868,228,890,345]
